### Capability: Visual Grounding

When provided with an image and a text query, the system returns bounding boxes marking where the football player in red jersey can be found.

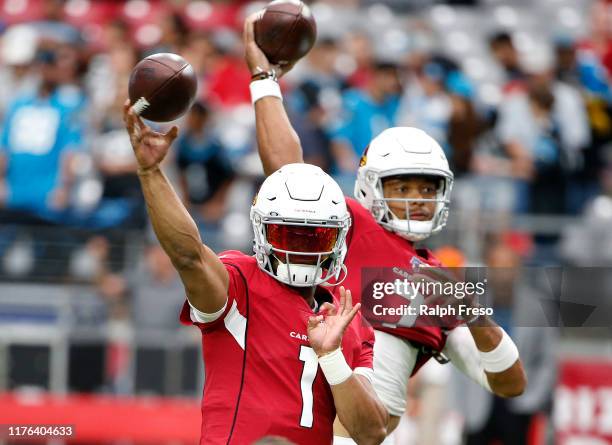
[242,13,527,444]
[123,104,388,445]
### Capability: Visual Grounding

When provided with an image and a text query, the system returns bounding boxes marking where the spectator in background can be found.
[555,34,612,213]
[175,100,234,223]
[287,37,347,170]
[343,31,375,89]
[0,24,39,118]
[464,105,533,214]
[446,71,485,177]
[100,19,131,53]
[0,40,86,222]
[0,39,87,277]
[488,32,526,92]
[528,83,566,215]
[79,243,185,391]
[586,0,612,77]
[293,36,346,94]
[146,12,189,56]
[202,30,251,107]
[398,59,452,154]
[130,243,185,330]
[561,146,612,265]
[530,47,592,165]
[88,38,143,229]
[96,271,133,394]
[32,0,81,44]
[87,21,138,131]
[328,59,401,190]
[494,48,590,215]
[555,34,611,101]
[286,81,334,171]
[453,240,558,445]
[181,31,217,82]
[492,80,560,215]
[93,125,145,229]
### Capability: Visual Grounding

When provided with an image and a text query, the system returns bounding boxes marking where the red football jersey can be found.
[339,198,447,374]
[180,251,374,445]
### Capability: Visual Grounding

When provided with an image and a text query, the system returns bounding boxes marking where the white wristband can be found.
[479,329,519,373]
[250,78,282,104]
[318,348,353,386]
[189,299,227,323]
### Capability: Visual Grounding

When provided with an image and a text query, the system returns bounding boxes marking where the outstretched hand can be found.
[308,286,361,357]
[243,11,296,78]
[123,100,179,172]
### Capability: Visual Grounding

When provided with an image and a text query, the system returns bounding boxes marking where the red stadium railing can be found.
[0,392,201,444]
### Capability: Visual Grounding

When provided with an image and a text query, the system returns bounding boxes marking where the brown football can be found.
[254,0,317,66]
[128,53,197,122]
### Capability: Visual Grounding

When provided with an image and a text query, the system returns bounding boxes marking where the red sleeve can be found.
[355,317,375,370]
[178,261,248,332]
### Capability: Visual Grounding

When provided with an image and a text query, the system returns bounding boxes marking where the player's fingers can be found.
[344,302,361,324]
[125,115,141,144]
[338,286,346,313]
[338,302,361,332]
[124,112,133,133]
[320,302,337,317]
[343,289,353,315]
[164,125,179,144]
[307,315,324,330]
[133,112,147,132]
[123,99,131,117]
[123,100,134,128]
[125,105,145,137]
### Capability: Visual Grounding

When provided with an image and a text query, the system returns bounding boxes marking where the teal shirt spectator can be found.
[577,53,611,102]
[0,86,86,217]
[328,89,400,159]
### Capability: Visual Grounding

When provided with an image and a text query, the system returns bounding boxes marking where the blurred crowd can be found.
[1,2,609,443]
[0,0,611,274]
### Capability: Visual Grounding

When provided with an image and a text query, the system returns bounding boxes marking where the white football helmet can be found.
[354,127,454,241]
[251,163,351,287]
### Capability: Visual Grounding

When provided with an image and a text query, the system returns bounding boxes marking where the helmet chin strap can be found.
[321,263,348,287]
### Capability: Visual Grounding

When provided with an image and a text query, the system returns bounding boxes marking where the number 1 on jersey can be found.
[298,345,318,428]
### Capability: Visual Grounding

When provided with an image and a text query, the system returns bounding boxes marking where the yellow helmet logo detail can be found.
[359,144,370,167]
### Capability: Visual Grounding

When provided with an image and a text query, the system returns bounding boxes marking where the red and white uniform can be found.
[337,199,494,422]
[336,199,450,418]
[180,251,374,445]
[342,198,445,365]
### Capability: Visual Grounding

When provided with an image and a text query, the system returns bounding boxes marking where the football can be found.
[254,0,317,66]
[128,53,197,122]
